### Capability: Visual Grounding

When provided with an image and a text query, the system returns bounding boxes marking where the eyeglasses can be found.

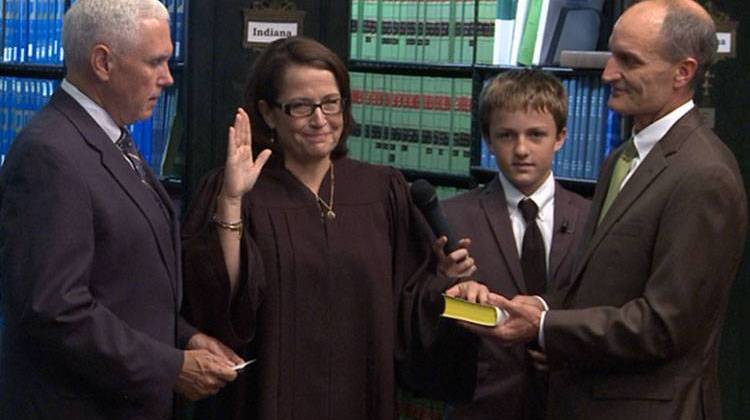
[274,97,345,118]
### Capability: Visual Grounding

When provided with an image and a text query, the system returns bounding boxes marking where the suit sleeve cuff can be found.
[538,310,548,350]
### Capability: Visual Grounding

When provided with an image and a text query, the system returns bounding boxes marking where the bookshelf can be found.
[347,0,630,198]
[0,0,189,184]
[346,2,750,418]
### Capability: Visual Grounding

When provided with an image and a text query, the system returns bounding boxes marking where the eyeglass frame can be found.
[272,97,347,118]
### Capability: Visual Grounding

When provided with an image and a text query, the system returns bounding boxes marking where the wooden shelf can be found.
[348,60,473,78]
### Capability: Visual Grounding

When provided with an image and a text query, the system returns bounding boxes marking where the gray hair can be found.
[659,1,717,89]
[62,0,170,72]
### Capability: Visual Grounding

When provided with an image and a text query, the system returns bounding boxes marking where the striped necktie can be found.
[116,128,150,185]
[116,128,170,220]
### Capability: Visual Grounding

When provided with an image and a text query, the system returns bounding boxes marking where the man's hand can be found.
[175,349,238,401]
[483,293,543,346]
[175,333,241,401]
[509,294,546,311]
[433,237,477,279]
[186,332,244,365]
[452,293,543,346]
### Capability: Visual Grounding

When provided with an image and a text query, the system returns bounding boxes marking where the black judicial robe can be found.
[182,156,477,420]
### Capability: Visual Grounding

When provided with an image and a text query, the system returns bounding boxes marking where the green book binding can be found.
[402,0,418,62]
[462,0,476,64]
[348,72,365,160]
[441,294,507,326]
[381,0,398,61]
[475,0,495,64]
[517,0,542,65]
[404,75,421,169]
[350,0,363,59]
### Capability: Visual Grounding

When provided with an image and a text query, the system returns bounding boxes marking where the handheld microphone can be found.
[410,179,460,253]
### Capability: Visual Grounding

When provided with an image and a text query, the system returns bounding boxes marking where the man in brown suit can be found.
[447,1,747,419]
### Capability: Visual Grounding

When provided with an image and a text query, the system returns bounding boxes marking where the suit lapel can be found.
[50,91,178,288]
[480,178,527,293]
[570,108,702,285]
[548,185,581,284]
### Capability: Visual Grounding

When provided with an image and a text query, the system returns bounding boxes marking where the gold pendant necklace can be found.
[315,162,335,220]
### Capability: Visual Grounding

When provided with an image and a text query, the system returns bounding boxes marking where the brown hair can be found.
[478,69,567,141]
[244,36,352,158]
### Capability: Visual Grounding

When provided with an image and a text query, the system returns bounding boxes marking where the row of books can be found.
[349,71,472,175]
[0,76,57,166]
[348,0,605,66]
[0,0,186,65]
[0,76,179,178]
[478,75,623,180]
[350,0,496,64]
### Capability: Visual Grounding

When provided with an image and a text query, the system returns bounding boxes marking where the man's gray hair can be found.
[63,0,170,72]
[659,1,717,89]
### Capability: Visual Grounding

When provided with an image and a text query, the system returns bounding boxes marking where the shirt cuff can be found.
[533,295,549,311]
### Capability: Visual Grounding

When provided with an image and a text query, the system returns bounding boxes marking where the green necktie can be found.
[598,139,638,224]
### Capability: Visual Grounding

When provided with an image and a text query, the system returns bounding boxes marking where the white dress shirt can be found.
[61,78,122,144]
[621,100,695,188]
[497,170,556,273]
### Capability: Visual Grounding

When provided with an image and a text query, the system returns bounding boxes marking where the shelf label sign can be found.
[243,8,306,49]
[247,22,298,44]
[716,32,732,54]
[714,19,737,59]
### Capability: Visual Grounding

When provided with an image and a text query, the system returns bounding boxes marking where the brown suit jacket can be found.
[442,177,590,419]
[544,109,747,420]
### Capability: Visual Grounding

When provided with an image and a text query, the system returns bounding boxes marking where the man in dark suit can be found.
[439,70,589,419]
[450,1,747,419]
[0,1,239,418]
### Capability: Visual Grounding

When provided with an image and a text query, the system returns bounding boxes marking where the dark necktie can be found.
[116,129,151,186]
[519,198,547,295]
[116,129,170,220]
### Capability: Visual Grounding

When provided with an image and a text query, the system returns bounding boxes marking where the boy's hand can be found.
[433,236,476,278]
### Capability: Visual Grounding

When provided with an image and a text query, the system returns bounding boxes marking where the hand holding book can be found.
[442,281,544,348]
[441,280,509,326]
[441,294,508,326]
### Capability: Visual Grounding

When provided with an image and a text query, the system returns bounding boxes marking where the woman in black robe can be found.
[181,36,477,420]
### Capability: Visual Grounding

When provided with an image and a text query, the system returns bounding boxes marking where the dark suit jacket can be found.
[544,109,747,420]
[0,90,196,419]
[442,177,590,419]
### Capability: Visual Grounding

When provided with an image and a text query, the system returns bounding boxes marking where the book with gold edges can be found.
[440,294,507,326]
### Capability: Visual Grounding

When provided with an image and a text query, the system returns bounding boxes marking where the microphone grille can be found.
[410,179,437,210]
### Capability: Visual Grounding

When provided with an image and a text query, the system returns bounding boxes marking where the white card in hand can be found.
[232,359,257,372]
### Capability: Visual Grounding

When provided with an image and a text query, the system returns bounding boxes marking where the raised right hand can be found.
[221,108,272,203]
[174,349,238,401]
